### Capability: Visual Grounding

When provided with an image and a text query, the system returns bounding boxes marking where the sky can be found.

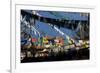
[21,10,89,42]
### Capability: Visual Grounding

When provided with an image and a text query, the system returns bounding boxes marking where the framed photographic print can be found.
[11,0,96,73]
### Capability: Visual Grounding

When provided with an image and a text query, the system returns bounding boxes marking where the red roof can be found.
[32,38,37,42]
